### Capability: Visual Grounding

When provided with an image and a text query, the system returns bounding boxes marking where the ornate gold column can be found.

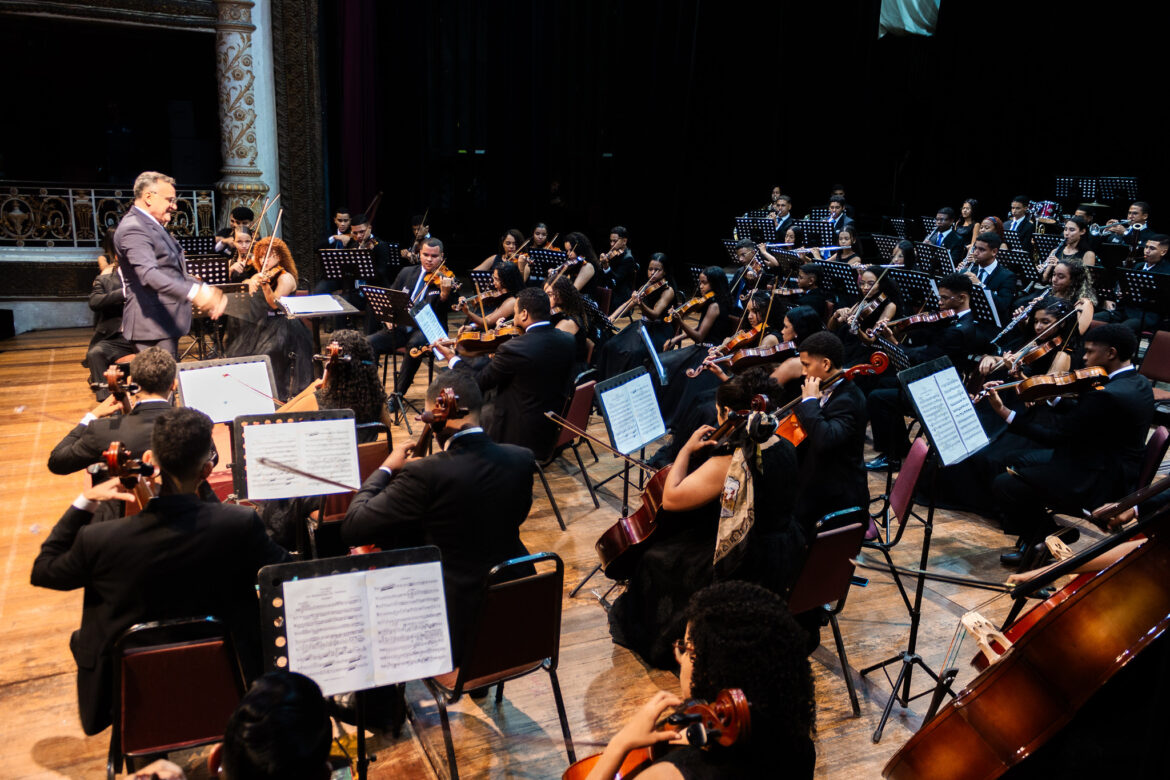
[214,0,269,216]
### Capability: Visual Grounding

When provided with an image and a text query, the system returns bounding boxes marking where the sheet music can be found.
[281,294,344,314]
[179,360,276,423]
[414,303,447,345]
[599,371,666,454]
[244,417,360,499]
[280,561,453,697]
[906,366,988,466]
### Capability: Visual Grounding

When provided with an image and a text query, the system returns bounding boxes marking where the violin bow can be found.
[257,208,284,274]
[473,279,489,327]
[242,194,280,267]
[544,411,656,473]
[256,456,360,492]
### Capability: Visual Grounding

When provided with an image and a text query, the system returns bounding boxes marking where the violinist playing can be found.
[597,254,677,381]
[546,277,593,378]
[368,237,456,408]
[597,226,638,306]
[559,232,603,299]
[984,324,1153,567]
[473,228,526,274]
[587,581,815,780]
[608,368,804,670]
[457,262,524,330]
[975,298,1076,385]
[777,264,829,320]
[223,236,316,397]
[827,265,901,366]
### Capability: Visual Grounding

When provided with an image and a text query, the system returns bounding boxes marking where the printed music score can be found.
[178,359,276,423]
[243,417,360,499]
[598,369,666,455]
[905,365,988,466]
[280,294,345,315]
[281,561,452,697]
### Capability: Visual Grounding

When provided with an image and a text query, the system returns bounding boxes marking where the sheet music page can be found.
[281,294,345,314]
[179,361,276,423]
[244,417,360,499]
[367,561,453,685]
[599,383,638,454]
[282,574,374,697]
[601,372,666,455]
[906,367,988,466]
[414,304,447,345]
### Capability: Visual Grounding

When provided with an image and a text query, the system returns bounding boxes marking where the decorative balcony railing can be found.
[0,183,218,248]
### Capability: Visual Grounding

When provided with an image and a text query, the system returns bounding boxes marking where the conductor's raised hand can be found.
[193,284,228,319]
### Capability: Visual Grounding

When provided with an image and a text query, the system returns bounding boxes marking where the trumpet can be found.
[1089,220,1145,236]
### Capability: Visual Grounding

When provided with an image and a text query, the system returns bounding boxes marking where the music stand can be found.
[1002,230,1032,254]
[259,546,451,780]
[996,248,1038,289]
[319,248,377,286]
[468,270,494,293]
[721,239,741,265]
[1119,269,1170,330]
[913,242,955,277]
[1099,176,1138,203]
[733,216,776,243]
[861,356,989,743]
[177,235,217,254]
[918,216,937,237]
[688,265,705,291]
[808,207,830,221]
[872,234,901,262]
[570,367,666,597]
[888,268,939,312]
[362,286,428,421]
[795,220,834,248]
[526,249,563,284]
[817,260,862,304]
[1032,234,1063,259]
[278,294,361,353]
[176,355,278,423]
[886,217,911,240]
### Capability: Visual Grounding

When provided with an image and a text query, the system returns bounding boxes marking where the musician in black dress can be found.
[827,265,901,366]
[456,261,523,330]
[561,231,603,300]
[656,267,734,428]
[608,368,803,671]
[597,254,678,380]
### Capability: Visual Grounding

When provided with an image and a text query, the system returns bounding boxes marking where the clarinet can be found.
[990,294,1044,346]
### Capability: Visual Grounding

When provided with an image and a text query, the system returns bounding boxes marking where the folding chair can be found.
[1138,426,1170,488]
[422,553,575,779]
[108,616,245,780]
[788,518,867,718]
[863,437,931,616]
[1139,331,1170,406]
[542,380,600,510]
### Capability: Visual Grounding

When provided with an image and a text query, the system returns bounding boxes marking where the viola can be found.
[882,509,1170,780]
[848,292,890,334]
[867,308,957,339]
[86,441,158,517]
[409,387,467,458]
[411,325,524,359]
[974,366,1107,404]
[664,291,714,323]
[769,352,891,447]
[563,689,752,780]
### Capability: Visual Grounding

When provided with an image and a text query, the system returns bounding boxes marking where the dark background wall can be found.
[322,0,1167,275]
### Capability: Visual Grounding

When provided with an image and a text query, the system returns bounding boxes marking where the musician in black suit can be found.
[48,347,176,476]
[443,287,576,460]
[791,332,869,534]
[924,207,966,265]
[1098,201,1153,260]
[31,407,290,735]
[367,237,455,401]
[86,236,136,399]
[341,371,533,656]
[964,232,1018,324]
[986,324,1153,563]
[865,274,983,470]
[772,194,795,237]
[827,195,854,235]
[1096,234,1170,334]
[598,225,638,308]
[1004,196,1035,249]
[114,171,226,355]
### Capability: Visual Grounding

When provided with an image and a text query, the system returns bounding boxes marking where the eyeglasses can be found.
[148,191,178,205]
[672,638,694,658]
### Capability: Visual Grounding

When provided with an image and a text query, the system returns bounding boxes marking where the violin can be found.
[410,325,524,358]
[848,292,890,334]
[686,324,767,378]
[867,308,957,340]
[768,352,891,447]
[455,288,505,312]
[973,365,1107,404]
[610,278,667,320]
[409,387,466,458]
[563,689,752,780]
[86,441,158,517]
[664,291,713,323]
[712,341,798,373]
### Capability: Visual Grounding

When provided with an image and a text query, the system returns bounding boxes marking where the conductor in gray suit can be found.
[114,171,227,355]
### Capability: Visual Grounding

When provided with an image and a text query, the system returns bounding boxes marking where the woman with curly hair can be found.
[609,368,805,671]
[589,581,815,779]
[546,276,592,374]
[457,261,524,329]
[223,235,315,397]
[560,231,602,298]
[312,329,393,435]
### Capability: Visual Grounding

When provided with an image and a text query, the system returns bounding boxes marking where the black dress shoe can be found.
[1000,540,1029,566]
[865,455,901,471]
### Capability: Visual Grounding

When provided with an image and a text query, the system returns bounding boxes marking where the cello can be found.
[87,441,158,517]
[562,689,752,780]
[882,495,1170,779]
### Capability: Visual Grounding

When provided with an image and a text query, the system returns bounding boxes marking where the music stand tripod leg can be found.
[570,563,603,597]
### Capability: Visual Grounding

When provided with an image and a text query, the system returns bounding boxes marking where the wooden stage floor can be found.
[0,328,1128,779]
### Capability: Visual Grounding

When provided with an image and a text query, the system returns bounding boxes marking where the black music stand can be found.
[1119,269,1170,331]
[996,249,1038,289]
[861,356,989,743]
[817,260,862,305]
[795,220,834,248]
[720,239,741,265]
[688,265,705,290]
[319,248,376,287]
[1099,176,1138,203]
[807,207,830,221]
[526,249,563,284]
[177,235,217,254]
[887,268,939,312]
[967,285,1002,330]
[885,217,911,240]
[570,368,666,599]
[258,546,451,780]
[361,286,427,423]
[734,216,776,243]
[872,234,901,262]
[913,242,955,277]
[917,216,937,237]
[1003,230,1032,254]
[467,270,494,293]
[1032,233,1063,259]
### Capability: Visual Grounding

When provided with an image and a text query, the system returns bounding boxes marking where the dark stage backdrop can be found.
[320,0,1168,276]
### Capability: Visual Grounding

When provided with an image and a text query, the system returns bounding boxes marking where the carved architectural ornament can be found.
[214,0,268,213]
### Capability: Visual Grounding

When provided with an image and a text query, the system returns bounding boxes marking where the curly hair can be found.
[716,366,783,411]
[549,276,587,324]
[684,581,815,758]
[313,329,387,424]
[250,236,298,283]
[1054,258,1097,305]
[222,671,331,780]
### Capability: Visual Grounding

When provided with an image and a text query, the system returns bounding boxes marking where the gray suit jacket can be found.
[114,206,195,341]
